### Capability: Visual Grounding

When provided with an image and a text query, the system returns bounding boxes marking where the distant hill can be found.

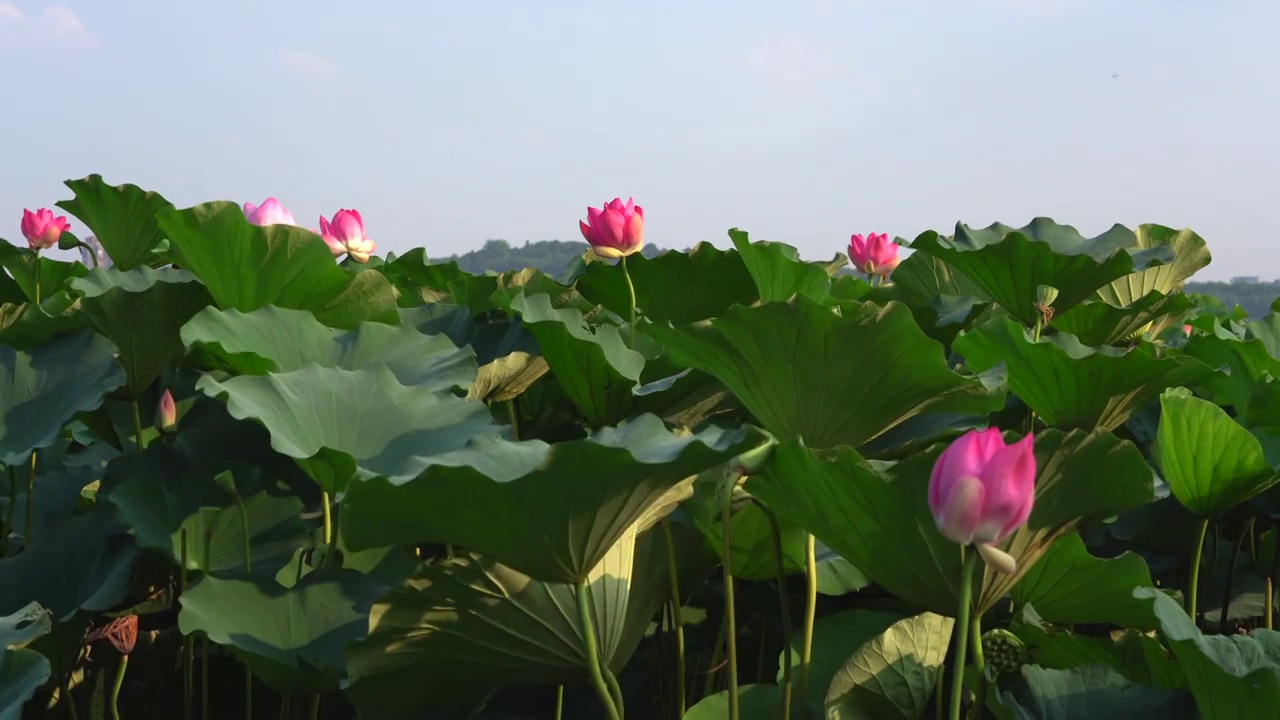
[441,239,662,275]
[1184,280,1280,318]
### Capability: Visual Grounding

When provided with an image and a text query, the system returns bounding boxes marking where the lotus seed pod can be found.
[1035,284,1059,308]
[982,627,1028,675]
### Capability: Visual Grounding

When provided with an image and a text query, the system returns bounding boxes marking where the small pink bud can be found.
[580,197,645,259]
[319,209,376,263]
[20,208,71,251]
[156,390,177,432]
[928,428,1036,573]
[1183,324,1193,336]
[848,232,900,278]
[243,197,298,227]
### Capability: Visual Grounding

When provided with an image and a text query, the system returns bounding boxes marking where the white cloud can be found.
[275,49,339,84]
[0,3,96,52]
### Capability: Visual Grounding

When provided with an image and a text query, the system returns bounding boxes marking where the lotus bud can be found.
[580,197,645,259]
[927,428,1036,574]
[1035,285,1058,308]
[156,390,176,432]
[20,208,71,251]
[319,209,376,263]
[1183,324,1193,336]
[243,197,298,226]
[848,232,900,278]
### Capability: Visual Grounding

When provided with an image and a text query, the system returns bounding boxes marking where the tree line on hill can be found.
[1183,280,1280,319]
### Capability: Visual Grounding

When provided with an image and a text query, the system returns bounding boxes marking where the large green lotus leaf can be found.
[346,523,675,717]
[746,429,1153,616]
[507,291,644,427]
[0,505,136,620]
[954,316,1210,431]
[0,244,88,304]
[157,201,398,328]
[909,218,1173,325]
[686,684,791,720]
[1153,388,1278,516]
[777,609,905,711]
[0,602,51,720]
[1051,291,1195,347]
[55,174,173,270]
[179,568,385,691]
[575,242,758,325]
[997,664,1195,720]
[728,228,835,303]
[878,251,992,343]
[1134,586,1280,718]
[1010,604,1186,689]
[824,612,954,720]
[341,414,763,583]
[0,292,87,350]
[1094,225,1211,306]
[0,253,25,306]
[378,250,469,304]
[181,305,477,391]
[72,266,213,396]
[1182,331,1280,412]
[197,364,500,483]
[648,296,998,450]
[0,330,125,465]
[1011,533,1158,630]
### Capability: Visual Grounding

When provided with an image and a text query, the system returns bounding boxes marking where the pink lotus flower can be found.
[580,197,645,259]
[848,232,900,277]
[20,208,71,251]
[1183,324,1193,335]
[156,390,177,432]
[928,428,1036,574]
[319,209,376,263]
[243,197,297,226]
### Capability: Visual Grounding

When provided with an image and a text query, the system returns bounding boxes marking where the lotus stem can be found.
[603,665,625,717]
[704,613,726,697]
[576,578,622,720]
[1187,516,1211,622]
[970,615,986,713]
[760,503,793,720]
[130,399,145,453]
[721,477,740,720]
[948,549,980,720]
[33,251,41,304]
[202,534,211,720]
[55,624,80,720]
[1221,518,1254,634]
[3,465,15,556]
[660,520,687,716]
[554,686,563,720]
[279,692,291,720]
[181,529,193,720]
[507,398,520,440]
[309,694,320,720]
[622,255,637,348]
[796,533,817,710]
[321,491,333,547]
[24,451,36,546]
[109,654,129,720]
[1269,526,1280,630]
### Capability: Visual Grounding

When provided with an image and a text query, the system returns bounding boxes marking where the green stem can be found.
[554,686,563,720]
[661,520,687,716]
[721,477,740,720]
[33,250,41,305]
[621,255,637,349]
[703,613,726,697]
[507,398,520,440]
[110,655,129,720]
[24,451,36,546]
[603,665,625,717]
[202,534,211,720]
[3,465,15,556]
[309,694,320,720]
[761,505,793,720]
[279,692,291,720]
[1221,518,1254,634]
[55,625,80,720]
[181,529,192,720]
[577,579,622,720]
[797,533,817,711]
[970,615,986,714]
[246,666,254,720]
[1187,516,1211,622]
[130,399,146,453]
[1268,525,1280,631]
[948,550,980,720]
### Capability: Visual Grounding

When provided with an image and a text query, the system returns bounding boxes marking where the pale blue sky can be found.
[2,0,1277,279]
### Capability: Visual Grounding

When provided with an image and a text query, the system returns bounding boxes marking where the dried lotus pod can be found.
[87,615,139,656]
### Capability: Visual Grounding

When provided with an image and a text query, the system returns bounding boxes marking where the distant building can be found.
[1231,276,1262,284]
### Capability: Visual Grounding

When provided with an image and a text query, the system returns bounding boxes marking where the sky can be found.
[2,0,1277,280]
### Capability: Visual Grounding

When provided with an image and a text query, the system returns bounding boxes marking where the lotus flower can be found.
[243,197,297,226]
[848,232,899,277]
[928,428,1036,574]
[579,197,645,259]
[79,235,112,269]
[20,208,71,251]
[319,209,376,263]
[156,390,176,432]
[1183,324,1193,335]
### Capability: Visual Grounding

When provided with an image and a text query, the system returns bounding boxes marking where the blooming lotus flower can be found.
[580,197,645,259]
[79,235,112,269]
[928,428,1036,574]
[20,208,71,251]
[156,390,176,432]
[848,232,899,277]
[319,209,376,263]
[243,197,297,226]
